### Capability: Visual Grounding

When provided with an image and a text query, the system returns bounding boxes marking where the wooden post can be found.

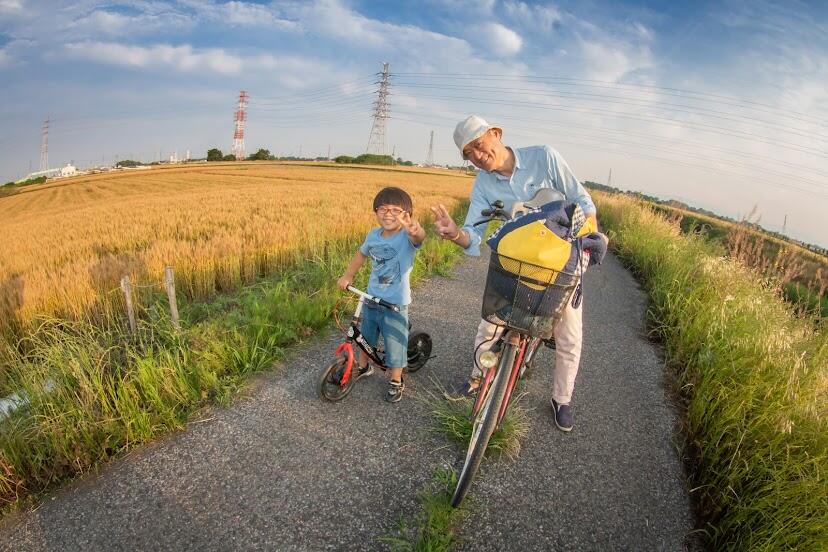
[120,276,137,334]
[165,266,180,330]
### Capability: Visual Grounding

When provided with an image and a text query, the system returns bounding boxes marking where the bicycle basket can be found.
[481,251,580,339]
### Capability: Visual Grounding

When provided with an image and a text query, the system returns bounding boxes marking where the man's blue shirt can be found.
[461,145,596,256]
[360,227,420,305]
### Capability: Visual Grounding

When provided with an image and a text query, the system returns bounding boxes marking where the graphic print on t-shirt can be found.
[367,244,400,286]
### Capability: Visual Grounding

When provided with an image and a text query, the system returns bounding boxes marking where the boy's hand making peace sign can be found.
[397,211,426,245]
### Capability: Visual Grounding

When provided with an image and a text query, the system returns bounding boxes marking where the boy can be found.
[337,187,426,402]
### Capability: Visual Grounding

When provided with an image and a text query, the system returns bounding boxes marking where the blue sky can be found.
[1,0,826,246]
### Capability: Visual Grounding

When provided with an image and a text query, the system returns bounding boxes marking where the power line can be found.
[393,80,827,142]
[392,89,826,157]
[393,106,827,188]
[389,113,828,199]
[392,72,826,127]
[402,104,827,179]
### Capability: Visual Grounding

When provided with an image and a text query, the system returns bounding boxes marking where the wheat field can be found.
[0,162,472,339]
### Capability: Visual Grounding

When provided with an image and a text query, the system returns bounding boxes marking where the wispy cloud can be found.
[187,0,299,30]
[503,1,562,31]
[63,41,244,75]
[66,8,196,36]
[578,36,654,82]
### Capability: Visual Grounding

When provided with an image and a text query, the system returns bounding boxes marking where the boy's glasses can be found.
[376,207,406,216]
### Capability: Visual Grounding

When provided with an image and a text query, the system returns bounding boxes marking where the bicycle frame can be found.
[335,296,390,386]
[471,331,532,426]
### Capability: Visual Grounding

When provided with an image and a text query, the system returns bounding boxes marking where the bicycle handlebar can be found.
[473,208,508,226]
[346,285,400,312]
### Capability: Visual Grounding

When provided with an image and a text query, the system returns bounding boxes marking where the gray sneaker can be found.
[443,377,482,401]
[386,379,405,403]
[551,399,573,432]
[354,364,374,381]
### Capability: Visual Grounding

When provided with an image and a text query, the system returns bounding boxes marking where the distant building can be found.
[16,163,80,183]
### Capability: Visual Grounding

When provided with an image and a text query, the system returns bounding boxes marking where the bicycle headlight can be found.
[479,351,498,369]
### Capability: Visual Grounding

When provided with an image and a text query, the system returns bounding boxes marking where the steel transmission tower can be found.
[366,63,391,155]
[40,118,49,171]
[425,130,434,166]
[232,91,249,160]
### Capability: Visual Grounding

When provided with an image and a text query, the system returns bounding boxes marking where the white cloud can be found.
[485,23,523,56]
[183,0,299,30]
[0,0,22,14]
[0,48,9,67]
[503,1,562,30]
[279,0,482,72]
[288,0,388,47]
[67,8,196,36]
[579,39,649,82]
[59,40,337,85]
[63,41,243,75]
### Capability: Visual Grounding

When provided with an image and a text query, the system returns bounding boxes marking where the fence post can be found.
[120,275,137,334]
[164,266,181,330]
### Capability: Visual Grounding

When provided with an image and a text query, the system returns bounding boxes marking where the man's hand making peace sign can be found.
[430,204,470,248]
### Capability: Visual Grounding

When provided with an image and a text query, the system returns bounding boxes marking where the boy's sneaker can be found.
[443,377,482,401]
[355,365,374,381]
[551,399,573,432]
[386,379,405,403]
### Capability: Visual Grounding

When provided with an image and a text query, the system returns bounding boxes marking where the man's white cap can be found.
[453,115,501,160]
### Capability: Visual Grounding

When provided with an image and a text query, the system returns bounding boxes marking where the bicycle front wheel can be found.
[451,341,517,508]
[317,357,355,402]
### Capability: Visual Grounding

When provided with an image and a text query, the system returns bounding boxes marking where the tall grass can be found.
[0,200,469,512]
[596,193,827,550]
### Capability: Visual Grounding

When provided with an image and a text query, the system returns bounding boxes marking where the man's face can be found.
[463,129,505,172]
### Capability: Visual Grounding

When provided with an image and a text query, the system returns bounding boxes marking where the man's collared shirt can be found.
[460,145,596,256]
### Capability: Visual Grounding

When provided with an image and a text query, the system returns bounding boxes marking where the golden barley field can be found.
[0,162,472,338]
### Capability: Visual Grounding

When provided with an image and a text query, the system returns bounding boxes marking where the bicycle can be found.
[317,285,433,402]
[451,195,586,507]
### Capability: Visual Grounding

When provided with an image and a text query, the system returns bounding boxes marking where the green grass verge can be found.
[381,467,469,551]
[0,202,469,513]
[429,389,529,461]
[596,194,827,551]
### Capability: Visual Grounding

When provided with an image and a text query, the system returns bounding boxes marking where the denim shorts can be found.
[361,303,409,369]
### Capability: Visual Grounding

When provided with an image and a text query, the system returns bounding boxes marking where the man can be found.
[431,115,597,432]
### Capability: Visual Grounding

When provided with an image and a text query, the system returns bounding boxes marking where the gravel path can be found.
[0,251,695,551]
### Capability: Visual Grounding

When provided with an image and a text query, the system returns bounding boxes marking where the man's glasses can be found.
[376,207,406,216]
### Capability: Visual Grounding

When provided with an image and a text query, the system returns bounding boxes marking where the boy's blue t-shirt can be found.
[359,227,420,306]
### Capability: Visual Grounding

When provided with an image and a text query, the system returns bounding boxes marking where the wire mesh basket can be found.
[481,251,580,339]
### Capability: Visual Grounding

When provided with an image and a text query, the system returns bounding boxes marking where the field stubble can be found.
[0,162,471,342]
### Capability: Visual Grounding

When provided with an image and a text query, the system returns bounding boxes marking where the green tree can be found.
[222,154,236,161]
[334,155,355,164]
[115,160,142,168]
[353,154,394,165]
[207,148,223,162]
[247,148,272,161]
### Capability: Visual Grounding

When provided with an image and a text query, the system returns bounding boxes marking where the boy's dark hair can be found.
[373,186,413,214]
